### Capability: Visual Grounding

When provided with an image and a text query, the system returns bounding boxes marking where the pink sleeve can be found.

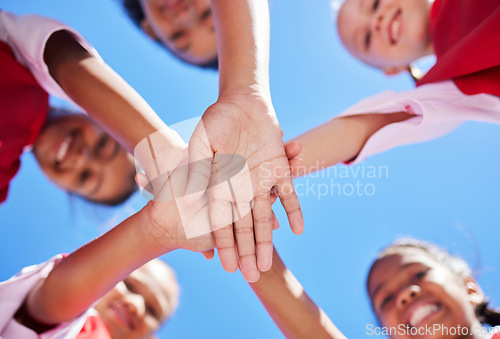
[336,81,500,165]
[0,255,92,339]
[0,11,103,108]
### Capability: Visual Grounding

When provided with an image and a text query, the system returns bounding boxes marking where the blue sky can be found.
[1,1,499,338]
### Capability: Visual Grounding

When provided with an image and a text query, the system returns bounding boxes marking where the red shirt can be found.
[416,0,500,96]
[75,314,112,339]
[0,41,49,203]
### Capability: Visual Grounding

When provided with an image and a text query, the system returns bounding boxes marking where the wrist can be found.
[134,131,188,180]
[139,201,180,254]
[219,83,271,101]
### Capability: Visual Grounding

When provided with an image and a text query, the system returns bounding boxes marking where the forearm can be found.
[44,31,184,173]
[291,112,413,176]
[249,248,345,339]
[24,205,175,326]
[211,0,270,96]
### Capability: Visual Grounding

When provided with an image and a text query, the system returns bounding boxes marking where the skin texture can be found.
[337,0,434,72]
[368,248,484,339]
[184,0,303,283]
[94,259,179,339]
[139,0,217,65]
[249,248,346,339]
[33,114,136,203]
[43,3,302,282]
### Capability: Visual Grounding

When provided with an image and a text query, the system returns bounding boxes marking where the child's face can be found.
[33,114,135,203]
[95,260,178,339]
[367,248,482,338]
[337,0,432,71]
[139,0,217,66]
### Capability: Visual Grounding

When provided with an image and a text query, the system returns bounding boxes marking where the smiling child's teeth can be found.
[391,20,400,42]
[56,136,72,162]
[409,304,439,327]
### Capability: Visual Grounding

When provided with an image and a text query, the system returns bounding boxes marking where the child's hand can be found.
[183,91,304,282]
[135,141,216,254]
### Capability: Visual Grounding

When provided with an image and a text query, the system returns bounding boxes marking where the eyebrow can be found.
[370,262,420,301]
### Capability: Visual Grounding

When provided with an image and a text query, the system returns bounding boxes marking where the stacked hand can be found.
[184,90,304,281]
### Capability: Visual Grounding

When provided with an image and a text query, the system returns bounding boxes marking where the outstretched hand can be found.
[184,90,303,282]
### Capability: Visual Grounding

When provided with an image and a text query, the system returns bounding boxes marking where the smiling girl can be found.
[249,240,500,338]
[122,0,218,69]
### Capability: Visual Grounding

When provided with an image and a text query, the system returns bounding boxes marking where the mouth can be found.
[54,130,77,169]
[163,0,186,11]
[109,302,134,329]
[388,9,402,45]
[407,301,442,328]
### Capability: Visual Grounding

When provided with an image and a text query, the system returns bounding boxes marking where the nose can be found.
[370,11,383,33]
[171,4,197,27]
[124,293,146,322]
[70,144,96,171]
[396,285,421,309]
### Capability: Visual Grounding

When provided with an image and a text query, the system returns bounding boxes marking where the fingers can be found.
[272,211,280,230]
[276,176,304,235]
[252,194,273,272]
[284,141,302,159]
[201,250,215,260]
[233,201,260,282]
[288,157,304,179]
[209,196,238,273]
[184,121,213,203]
[135,172,152,196]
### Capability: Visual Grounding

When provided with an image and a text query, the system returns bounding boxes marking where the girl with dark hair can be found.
[367,239,500,338]
[249,240,500,338]
[121,0,218,70]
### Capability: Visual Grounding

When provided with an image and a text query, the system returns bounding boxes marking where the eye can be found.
[200,8,211,20]
[79,170,91,186]
[373,0,380,10]
[380,294,394,309]
[146,304,159,319]
[95,135,109,155]
[365,32,371,49]
[411,270,428,282]
[124,280,137,293]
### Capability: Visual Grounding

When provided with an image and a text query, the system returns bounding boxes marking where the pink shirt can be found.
[0,11,102,109]
[337,81,500,165]
[0,255,93,339]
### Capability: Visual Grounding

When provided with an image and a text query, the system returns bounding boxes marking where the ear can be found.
[140,19,158,40]
[383,66,407,76]
[464,277,485,306]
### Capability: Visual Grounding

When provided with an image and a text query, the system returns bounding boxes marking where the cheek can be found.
[378,309,399,328]
[40,167,74,192]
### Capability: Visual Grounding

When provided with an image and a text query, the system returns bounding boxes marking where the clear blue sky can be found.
[1,1,499,338]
